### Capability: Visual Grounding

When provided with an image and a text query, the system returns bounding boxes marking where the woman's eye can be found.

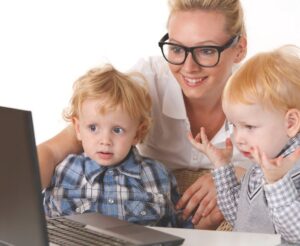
[170,45,184,54]
[113,127,124,134]
[198,48,217,56]
[88,124,97,132]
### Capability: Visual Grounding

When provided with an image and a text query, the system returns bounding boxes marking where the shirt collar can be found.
[82,155,106,183]
[162,71,187,119]
[276,133,300,157]
[116,147,142,178]
[83,147,142,183]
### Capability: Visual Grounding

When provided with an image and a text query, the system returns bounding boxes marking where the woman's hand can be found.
[176,172,223,228]
[188,127,233,168]
[251,146,300,184]
[194,205,224,230]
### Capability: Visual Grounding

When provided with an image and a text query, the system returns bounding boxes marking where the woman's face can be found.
[167,10,246,102]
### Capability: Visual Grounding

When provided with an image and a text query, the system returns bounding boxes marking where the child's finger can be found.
[260,151,273,169]
[250,146,259,164]
[225,138,233,149]
[194,132,202,143]
[284,147,300,165]
[187,132,199,148]
[187,131,195,142]
[273,155,283,167]
[200,127,209,144]
[253,146,268,169]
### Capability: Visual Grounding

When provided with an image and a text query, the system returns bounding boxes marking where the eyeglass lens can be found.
[161,44,220,67]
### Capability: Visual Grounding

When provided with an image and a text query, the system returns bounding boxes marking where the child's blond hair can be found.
[223,45,300,112]
[64,64,152,143]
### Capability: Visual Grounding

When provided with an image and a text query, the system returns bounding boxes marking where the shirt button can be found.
[140,210,146,216]
[108,198,114,204]
[108,170,114,175]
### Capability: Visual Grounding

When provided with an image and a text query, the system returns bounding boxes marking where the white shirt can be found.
[132,56,250,171]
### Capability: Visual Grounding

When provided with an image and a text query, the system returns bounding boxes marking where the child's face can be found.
[74,99,140,166]
[223,101,290,160]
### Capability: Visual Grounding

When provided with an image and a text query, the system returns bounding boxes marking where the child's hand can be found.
[188,127,233,168]
[251,146,300,183]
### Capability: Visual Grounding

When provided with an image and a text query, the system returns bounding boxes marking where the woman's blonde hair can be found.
[64,64,152,142]
[223,45,300,112]
[168,0,246,36]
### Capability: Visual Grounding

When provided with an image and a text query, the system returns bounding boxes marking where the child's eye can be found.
[113,127,124,134]
[88,124,97,132]
[245,125,255,130]
[228,122,236,128]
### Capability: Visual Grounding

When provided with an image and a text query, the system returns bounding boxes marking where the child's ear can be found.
[72,117,82,141]
[132,135,139,146]
[285,109,300,138]
[132,123,147,146]
[132,126,142,146]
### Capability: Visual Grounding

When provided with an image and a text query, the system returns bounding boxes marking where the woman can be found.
[38,0,248,229]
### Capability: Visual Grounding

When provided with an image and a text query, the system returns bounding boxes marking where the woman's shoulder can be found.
[131,56,172,82]
[130,56,179,101]
[131,56,165,71]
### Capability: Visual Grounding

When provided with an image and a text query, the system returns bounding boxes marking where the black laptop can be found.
[0,106,185,246]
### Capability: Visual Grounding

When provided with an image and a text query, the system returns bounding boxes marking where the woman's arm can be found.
[37,125,82,189]
[176,166,246,229]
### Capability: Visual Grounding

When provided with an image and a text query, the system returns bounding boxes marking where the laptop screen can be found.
[0,106,48,246]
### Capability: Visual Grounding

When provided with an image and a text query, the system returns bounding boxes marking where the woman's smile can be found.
[183,75,208,87]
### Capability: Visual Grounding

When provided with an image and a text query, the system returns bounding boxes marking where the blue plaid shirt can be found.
[44,147,192,228]
[212,134,300,243]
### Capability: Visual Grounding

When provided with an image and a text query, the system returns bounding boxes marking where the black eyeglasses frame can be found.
[158,33,240,67]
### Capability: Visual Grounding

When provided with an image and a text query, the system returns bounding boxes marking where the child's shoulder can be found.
[132,147,171,176]
[55,153,86,173]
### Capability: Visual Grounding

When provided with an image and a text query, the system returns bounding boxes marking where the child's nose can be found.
[99,131,112,145]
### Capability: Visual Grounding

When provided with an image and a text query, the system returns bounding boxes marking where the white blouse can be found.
[132,56,250,171]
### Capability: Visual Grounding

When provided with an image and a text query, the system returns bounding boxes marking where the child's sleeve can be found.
[168,172,194,228]
[43,154,76,218]
[264,170,300,244]
[43,171,60,217]
[211,163,241,226]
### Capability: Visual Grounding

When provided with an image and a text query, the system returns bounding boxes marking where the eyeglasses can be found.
[158,34,240,67]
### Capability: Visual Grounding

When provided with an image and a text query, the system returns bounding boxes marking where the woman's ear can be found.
[234,35,247,63]
[72,117,82,141]
[285,108,300,137]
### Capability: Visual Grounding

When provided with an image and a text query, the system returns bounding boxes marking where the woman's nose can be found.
[182,52,201,71]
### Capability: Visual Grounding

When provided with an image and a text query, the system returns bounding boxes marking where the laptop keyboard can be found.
[47,217,135,246]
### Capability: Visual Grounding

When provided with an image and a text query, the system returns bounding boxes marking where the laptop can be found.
[0,106,185,246]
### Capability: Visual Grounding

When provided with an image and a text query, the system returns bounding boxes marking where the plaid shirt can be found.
[212,134,300,244]
[44,147,192,228]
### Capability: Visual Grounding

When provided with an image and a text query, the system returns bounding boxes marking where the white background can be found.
[0,0,299,144]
